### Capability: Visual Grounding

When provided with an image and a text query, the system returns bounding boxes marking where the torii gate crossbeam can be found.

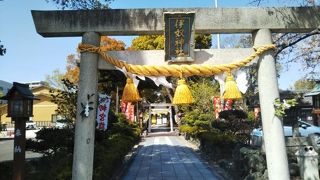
[32,7,320,180]
[32,7,320,36]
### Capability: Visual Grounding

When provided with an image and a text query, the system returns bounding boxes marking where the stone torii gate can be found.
[145,103,175,132]
[32,7,320,180]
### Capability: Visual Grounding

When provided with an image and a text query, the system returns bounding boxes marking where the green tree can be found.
[180,77,220,130]
[194,34,212,49]
[129,35,164,50]
[129,34,212,50]
[24,112,141,179]
[50,79,77,121]
[187,77,220,113]
[294,79,316,91]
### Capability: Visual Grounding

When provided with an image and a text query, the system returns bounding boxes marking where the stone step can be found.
[151,127,171,133]
[146,131,178,137]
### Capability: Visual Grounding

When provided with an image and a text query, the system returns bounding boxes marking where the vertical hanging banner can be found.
[121,101,135,122]
[121,101,127,113]
[224,99,233,110]
[96,94,111,130]
[213,97,222,119]
[164,12,195,62]
[125,102,135,122]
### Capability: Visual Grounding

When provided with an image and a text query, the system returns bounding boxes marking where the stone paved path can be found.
[123,136,224,180]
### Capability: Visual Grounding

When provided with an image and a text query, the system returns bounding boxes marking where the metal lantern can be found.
[0,82,38,180]
[0,82,37,118]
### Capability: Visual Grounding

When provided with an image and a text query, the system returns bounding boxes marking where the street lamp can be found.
[0,82,38,180]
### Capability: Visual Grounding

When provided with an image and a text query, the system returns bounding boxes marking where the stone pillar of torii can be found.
[32,7,320,180]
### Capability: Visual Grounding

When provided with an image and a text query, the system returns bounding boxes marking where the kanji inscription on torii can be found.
[164,12,195,62]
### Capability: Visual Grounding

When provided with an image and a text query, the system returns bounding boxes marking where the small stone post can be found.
[253,29,290,180]
[72,32,100,180]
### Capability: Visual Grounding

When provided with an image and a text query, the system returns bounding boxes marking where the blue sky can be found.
[0,0,308,90]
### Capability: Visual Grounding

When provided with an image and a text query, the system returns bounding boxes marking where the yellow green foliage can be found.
[247,111,255,121]
[294,79,316,91]
[179,125,199,135]
[129,35,165,50]
[188,78,220,113]
[129,34,212,50]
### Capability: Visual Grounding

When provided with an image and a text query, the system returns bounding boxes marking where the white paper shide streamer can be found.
[116,67,140,88]
[236,70,249,94]
[147,76,173,89]
[116,66,173,89]
[214,73,226,97]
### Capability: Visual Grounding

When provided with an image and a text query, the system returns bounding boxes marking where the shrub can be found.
[213,110,254,145]
[19,111,141,180]
[219,109,247,120]
[198,131,236,147]
[182,109,213,131]
[93,133,137,179]
[247,111,255,121]
[197,131,237,160]
[0,161,12,180]
[109,113,141,140]
[179,125,199,134]
[26,151,73,180]
[26,128,74,156]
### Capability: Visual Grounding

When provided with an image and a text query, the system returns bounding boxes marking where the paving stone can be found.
[135,177,148,180]
[122,174,136,180]
[162,176,178,180]
[123,136,224,180]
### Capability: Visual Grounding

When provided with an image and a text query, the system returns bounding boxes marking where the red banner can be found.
[224,99,233,110]
[213,97,221,119]
[213,97,235,119]
[121,101,135,122]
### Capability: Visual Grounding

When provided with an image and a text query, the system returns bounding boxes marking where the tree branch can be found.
[275,27,320,57]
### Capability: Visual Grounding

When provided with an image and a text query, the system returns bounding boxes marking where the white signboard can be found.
[96,94,111,131]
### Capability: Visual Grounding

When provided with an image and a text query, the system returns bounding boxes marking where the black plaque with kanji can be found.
[164,12,195,62]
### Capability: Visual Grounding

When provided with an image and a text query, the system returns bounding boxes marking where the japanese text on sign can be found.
[164,12,195,62]
[96,94,111,130]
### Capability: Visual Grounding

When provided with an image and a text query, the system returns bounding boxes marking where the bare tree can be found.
[45,0,113,10]
[250,0,320,79]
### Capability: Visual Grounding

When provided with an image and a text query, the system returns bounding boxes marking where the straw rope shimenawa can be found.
[223,71,242,100]
[78,44,275,103]
[121,78,141,102]
[78,44,276,77]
